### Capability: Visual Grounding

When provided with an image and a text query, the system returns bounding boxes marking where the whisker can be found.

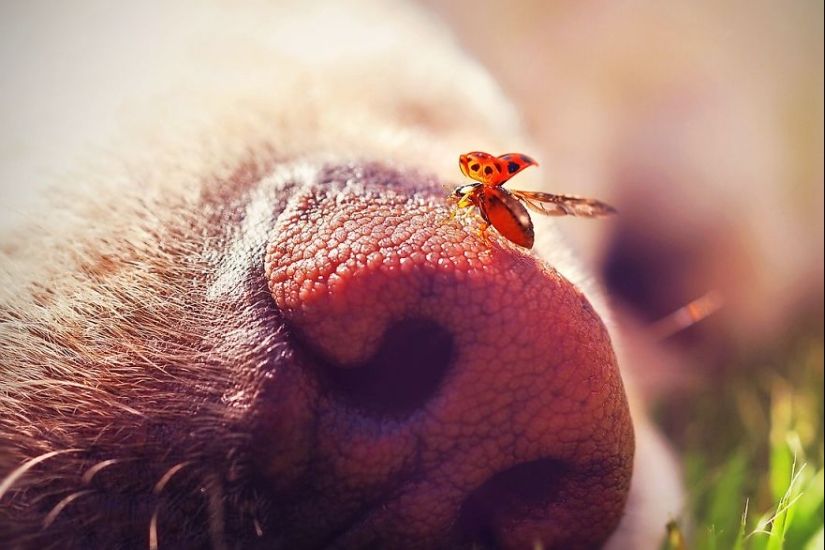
[205,473,228,550]
[153,461,194,495]
[81,459,122,485]
[649,291,723,341]
[149,505,160,550]
[0,449,82,501]
[42,489,93,528]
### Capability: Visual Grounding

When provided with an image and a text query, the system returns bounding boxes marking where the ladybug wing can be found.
[496,153,538,184]
[510,190,617,218]
[481,187,535,248]
[459,151,509,186]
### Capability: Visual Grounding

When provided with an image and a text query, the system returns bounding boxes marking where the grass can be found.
[659,321,824,550]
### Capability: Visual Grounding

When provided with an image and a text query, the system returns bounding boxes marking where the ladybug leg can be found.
[476,221,492,247]
[442,188,472,223]
[455,194,475,209]
[458,205,476,220]
[441,199,465,225]
[443,194,476,223]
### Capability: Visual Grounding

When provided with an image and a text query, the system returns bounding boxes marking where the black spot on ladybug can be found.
[484,166,493,175]
[470,163,480,172]
[519,155,534,165]
[507,161,520,174]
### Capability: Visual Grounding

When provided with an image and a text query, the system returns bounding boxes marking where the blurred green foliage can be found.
[661,321,823,550]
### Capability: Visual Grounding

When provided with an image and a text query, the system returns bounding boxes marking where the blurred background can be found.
[418,2,823,546]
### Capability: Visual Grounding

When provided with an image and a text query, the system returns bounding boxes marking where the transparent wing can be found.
[510,190,617,218]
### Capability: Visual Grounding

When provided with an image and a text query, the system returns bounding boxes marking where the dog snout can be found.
[258,161,634,549]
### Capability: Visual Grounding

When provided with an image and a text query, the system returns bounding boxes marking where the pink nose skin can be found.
[261,162,633,549]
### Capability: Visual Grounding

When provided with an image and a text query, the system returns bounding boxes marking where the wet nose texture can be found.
[263,163,633,549]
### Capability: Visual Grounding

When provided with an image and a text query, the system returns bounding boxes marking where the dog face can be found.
[0,2,682,548]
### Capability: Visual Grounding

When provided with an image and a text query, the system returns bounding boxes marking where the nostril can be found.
[602,235,667,319]
[601,224,700,323]
[314,317,455,416]
[456,458,567,548]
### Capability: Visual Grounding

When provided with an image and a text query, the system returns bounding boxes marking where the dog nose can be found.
[264,162,633,549]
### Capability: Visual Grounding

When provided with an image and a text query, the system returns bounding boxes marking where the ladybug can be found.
[451,151,616,249]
